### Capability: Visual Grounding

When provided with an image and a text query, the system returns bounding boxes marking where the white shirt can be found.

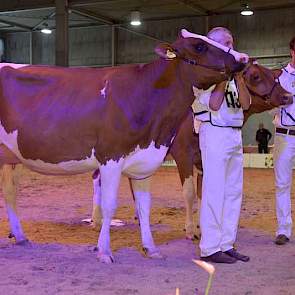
[273,64,295,128]
[192,79,244,128]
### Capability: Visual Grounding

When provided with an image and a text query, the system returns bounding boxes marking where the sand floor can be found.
[0,167,295,295]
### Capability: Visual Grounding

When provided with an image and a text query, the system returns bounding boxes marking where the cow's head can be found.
[155,29,247,89]
[242,59,293,108]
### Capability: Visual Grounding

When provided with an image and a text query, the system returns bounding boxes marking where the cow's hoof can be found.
[97,253,115,264]
[81,218,93,224]
[185,233,200,241]
[82,218,100,228]
[16,239,30,246]
[194,234,200,240]
[149,251,165,259]
[143,248,165,259]
[185,233,195,240]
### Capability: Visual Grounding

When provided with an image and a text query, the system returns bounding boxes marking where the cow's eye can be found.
[252,74,260,82]
[195,43,207,53]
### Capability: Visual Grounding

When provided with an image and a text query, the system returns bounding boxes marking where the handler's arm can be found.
[208,81,227,111]
[235,73,251,110]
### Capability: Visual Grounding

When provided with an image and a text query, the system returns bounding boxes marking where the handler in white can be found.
[194,27,251,263]
[273,36,295,245]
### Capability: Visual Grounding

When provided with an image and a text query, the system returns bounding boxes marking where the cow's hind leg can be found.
[183,171,203,240]
[2,164,27,244]
[128,178,139,222]
[182,175,197,240]
[97,160,122,263]
[91,170,102,228]
[130,178,163,259]
[196,172,203,237]
[82,170,102,227]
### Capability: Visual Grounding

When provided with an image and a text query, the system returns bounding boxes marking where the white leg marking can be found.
[2,164,27,243]
[97,159,123,263]
[91,173,102,228]
[131,178,163,259]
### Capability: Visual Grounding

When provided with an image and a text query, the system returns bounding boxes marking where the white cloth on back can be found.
[274,63,295,238]
[193,79,244,127]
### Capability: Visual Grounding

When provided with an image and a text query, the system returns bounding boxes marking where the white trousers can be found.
[199,123,243,257]
[273,133,295,238]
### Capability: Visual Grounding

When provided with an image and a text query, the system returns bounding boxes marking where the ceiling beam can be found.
[176,0,210,15]
[70,7,166,43]
[69,0,127,7]
[55,0,69,67]
[0,0,294,17]
[70,7,115,25]
[218,3,295,15]
[0,24,13,29]
[32,11,56,31]
[211,0,241,13]
[0,1,55,14]
[0,18,32,31]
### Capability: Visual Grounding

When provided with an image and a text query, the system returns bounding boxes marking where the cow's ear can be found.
[273,69,282,79]
[249,57,258,65]
[155,43,177,59]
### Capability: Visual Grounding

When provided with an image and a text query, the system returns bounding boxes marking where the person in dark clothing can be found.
[256,123,272,153]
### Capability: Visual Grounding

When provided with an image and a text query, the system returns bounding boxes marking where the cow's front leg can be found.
[130,178,163,259]
[97,160,122,263]
[2,164,27,244]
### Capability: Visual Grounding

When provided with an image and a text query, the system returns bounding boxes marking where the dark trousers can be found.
[258,144,269,154]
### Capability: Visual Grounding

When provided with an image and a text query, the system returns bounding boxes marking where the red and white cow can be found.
[0,29,247,263]
[90,60,293,240]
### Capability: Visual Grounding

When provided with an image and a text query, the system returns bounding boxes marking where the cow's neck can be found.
[153,58,196,111]
[243,100,272,123]
[146,59,196,141]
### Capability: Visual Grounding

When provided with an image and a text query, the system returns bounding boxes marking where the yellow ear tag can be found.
[166,50,176,59]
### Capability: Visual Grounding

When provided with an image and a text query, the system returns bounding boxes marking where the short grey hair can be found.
[207,27,233,39]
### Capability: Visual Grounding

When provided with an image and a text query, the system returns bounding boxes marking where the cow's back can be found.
[0,61,189,167]
[0,65,115,164]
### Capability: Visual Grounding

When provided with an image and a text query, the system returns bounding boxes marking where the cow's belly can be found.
[25,142,168,177]
[23,149,99,175]
[0,124,167,176]
[13,149,98,175]
[121,141,169,179]
[0,124,99,175]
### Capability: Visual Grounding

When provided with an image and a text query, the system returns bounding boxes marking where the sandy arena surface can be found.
[0,167,295,295]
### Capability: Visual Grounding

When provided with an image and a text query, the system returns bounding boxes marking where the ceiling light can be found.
[41,23,52,34]
[130,11,141,26]
[241,4,254,16]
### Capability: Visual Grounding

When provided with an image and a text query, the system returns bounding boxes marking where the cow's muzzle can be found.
[231,62,246,74]
[281,93,293,106]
